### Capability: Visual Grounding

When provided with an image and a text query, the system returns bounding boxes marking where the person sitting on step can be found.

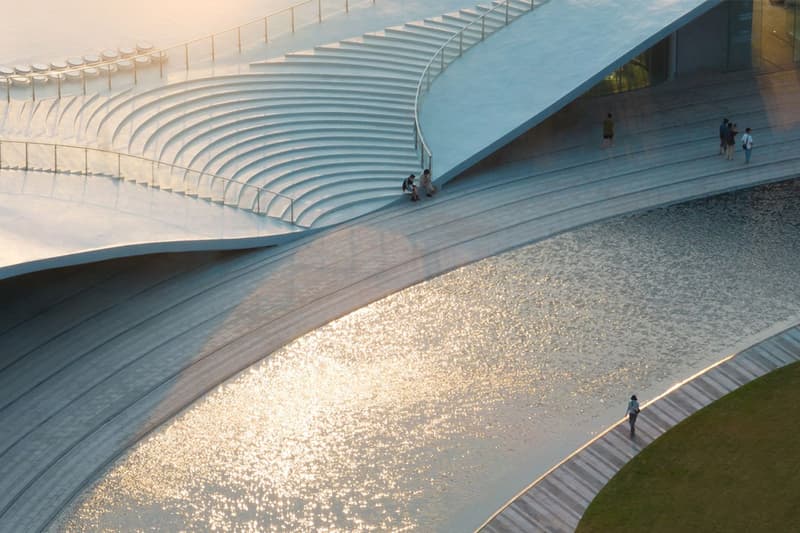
[402,174,419,201]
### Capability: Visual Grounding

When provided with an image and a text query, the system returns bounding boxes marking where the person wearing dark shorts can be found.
[602,113,614,148]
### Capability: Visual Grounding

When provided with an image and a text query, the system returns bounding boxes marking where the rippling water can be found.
[56,180,800,532]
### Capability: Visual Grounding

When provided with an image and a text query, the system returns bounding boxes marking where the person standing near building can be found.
[726,122,738,161]
[602,113,615,148]
[719,118,729,155]
[626,394,640,438]
[741,127,754,164]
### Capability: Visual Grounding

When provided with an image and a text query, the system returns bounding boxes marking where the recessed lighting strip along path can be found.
[478,324,800,533]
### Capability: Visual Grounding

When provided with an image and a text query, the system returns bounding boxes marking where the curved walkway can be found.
[0,67,799,531]
[479,323,800,532]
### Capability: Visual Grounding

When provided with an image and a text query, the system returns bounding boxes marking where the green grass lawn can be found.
[577,360,800,533]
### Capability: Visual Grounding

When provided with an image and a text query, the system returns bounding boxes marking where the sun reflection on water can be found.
[57,180,800,532]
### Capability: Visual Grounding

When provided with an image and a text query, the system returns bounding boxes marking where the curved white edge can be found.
[475,314,800,532]
[0,229,319,282]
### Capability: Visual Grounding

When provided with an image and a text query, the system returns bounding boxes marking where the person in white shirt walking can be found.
[742,128,754,164]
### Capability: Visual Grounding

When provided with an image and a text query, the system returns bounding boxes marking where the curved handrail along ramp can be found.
[68,1,547,229]
[419,0,723,184]
[414,0,544,170]
[0,139,297,221]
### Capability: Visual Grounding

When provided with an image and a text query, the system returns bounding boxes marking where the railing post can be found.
[264,16,269,43]
[318,0,322,23]
[152,160,156,186]
[211,35,216,62]
[257,189,261,213]
[159,51,164,78]
[31,78,35,101]
[238,27,242,53]
[459,32,463,56]
[54,144,58,172]
[291,198,294,225]
[24,143,28,171]
[107,64,112,90]
[531,0,534,10]
[84,148,88,174]
[185,43,189,72]
[291,7,295,33]
[57,76,62,99]
[506,0,510,25]
[481,16,485,40]
[118,152,121,178]
[346,0,349,12]
[441,47,445,72]
[133,59,138,84]
[82,72,87,96]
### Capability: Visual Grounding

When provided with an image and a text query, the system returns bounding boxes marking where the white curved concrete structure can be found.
[2,63,800,530]
[1,0,799,529]
[0,0,796,280]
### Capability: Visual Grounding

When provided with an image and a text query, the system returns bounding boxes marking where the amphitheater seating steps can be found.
[0,0,543,226]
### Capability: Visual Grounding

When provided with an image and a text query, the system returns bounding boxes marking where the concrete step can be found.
[315,42,431,65]
[272,54,424,77]
[212,141,417,182]
[129,99,413,154]
[177,117,413,168]
[252,157,416,193]
[229,150,418,190]
[166,114,414,168]
[293,186,400,226]
[306,192,401,227]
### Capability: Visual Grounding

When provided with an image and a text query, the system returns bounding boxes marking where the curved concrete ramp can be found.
[0,169,300,280]
[421,0,721,183]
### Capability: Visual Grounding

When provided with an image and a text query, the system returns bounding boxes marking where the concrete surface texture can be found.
[1,65,799,530]
[421,0,721,181]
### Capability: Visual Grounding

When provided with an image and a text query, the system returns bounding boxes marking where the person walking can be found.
[420,168,436,197]
[719,118,729,155]
[626,394,640,438]
[602,113,615,148]
[725,122,738,161]
[741,127,754,164]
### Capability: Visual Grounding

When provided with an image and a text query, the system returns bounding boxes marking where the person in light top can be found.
[420,168,436,197]
[741,127,754,164]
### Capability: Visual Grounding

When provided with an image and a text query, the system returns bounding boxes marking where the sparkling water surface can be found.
[56,180,800,532]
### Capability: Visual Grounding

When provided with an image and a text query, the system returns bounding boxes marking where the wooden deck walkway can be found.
[0,67,798,531]
[479,325,800,532]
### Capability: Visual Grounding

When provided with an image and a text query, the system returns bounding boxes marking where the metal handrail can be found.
[3,0,376,102]
[0,139,296,224]
[413,0,541,173]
